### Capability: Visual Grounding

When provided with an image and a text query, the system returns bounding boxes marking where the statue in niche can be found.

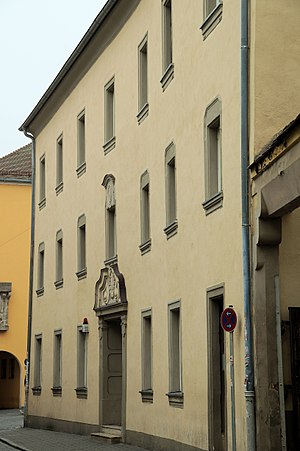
[0,283,12,331]
[105,177,116,211]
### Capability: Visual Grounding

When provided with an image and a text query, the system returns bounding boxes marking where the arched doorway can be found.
[0,351,21,409]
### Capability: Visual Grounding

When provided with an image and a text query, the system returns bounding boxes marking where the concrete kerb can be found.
[0,437,31,451]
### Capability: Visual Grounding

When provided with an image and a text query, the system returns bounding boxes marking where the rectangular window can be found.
[140,309,153,402]
[77,110,86,176]
[162,0,172,71]
[56,135,63,194]
[39,155,46,209]
[205,0,219,17]
[52,330,62,395]
[76,326,88,398]
[107,208,116,260]
[168,300,183,407]
[138,35,149,123]
[161,0,174,90]
[77,215,87,279]
[104,78,116,154]
[203,98,223,214]
[164,142,177,238]
[0,359,7,379]
[37,242,45,296]
[33,334,42,393]
[55,230,63,289]
[139,171,151,254]
[207,285,226,450]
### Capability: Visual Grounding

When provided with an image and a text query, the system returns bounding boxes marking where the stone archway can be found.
[0,351,21,409]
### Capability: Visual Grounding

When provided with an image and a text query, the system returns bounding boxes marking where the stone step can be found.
[102,424,121,436]
[91,431,121,444]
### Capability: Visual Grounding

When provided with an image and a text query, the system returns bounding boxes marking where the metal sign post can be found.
[221,305,237,451]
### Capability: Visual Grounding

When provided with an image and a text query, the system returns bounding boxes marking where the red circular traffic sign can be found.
[220,307,237,332]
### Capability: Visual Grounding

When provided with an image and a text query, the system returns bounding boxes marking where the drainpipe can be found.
[241,0,256,450]
[22,129,35,427]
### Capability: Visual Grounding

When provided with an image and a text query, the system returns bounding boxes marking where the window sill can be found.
[104,255,118,267]
[139,238,152,255]
[164,220,178,239]
[75,387,88,399]
[166,391,184,408]
[54,279,63,290]
[200,2,223,40]
[76,162,86,178]
[139,389,153,403]
[202,191,223,215]
[137,103,149,125]
[160,63,174,91]
[76,268,87,281]
[36,287,44,297]
[51,386,62,397]
[103,136,116,155]
[38,198,46,210]
[55,181,63,196]
[32,386,41,396]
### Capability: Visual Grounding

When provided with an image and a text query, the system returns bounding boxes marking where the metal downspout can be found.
[22,130,35,426]
[241,0,256,450]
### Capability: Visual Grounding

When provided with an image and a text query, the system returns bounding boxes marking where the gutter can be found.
[0,178,31,184]
[241,0,256,449]
[22,130,36,426]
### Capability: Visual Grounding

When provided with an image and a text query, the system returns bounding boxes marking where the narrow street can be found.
[0,410,146,451]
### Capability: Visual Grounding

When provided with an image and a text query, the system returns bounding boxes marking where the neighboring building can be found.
[19,1,300,450]
[0,144,32,408]
[250,115,300,451]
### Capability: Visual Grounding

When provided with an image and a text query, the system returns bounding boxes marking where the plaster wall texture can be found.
[0,183,31,406]
[29,0,246,449]
[250,0,300,158]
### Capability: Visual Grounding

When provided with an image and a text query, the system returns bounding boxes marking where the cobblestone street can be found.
[0,410,146,451]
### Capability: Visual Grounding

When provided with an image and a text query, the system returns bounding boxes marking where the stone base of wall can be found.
[25,415,99,435]
[126,429,205,451]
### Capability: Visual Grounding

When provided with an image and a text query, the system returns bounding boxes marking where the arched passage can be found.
[0,351,21,409]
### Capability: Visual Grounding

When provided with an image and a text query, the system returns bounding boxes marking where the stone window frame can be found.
[32,333,42,395]
[36,242,45,297]
[139,170,152,255]
[167,299,183,407]
[52,329,62,397]
[140,308,153,402]
[137,33,149,125]
[160,0,174,91]
[103,77,116,155]
[38,154,46,210]
[75,325,88,399]
[76,214,87,280]
[76,109,86,178]
[55,134,63,195]
[102,174,117,265]
[164,141,178,239]
[54,229,63,289]
[200,0,223,40]
[202,97,223,215]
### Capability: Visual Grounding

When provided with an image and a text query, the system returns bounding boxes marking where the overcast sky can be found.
[0,0,107,157]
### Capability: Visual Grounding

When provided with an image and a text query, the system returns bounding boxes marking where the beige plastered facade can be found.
[22,0,300,450]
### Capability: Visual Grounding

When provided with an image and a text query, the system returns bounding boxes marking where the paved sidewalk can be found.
[0,410,146,451]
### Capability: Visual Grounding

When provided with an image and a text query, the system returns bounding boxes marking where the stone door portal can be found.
[94,263,127,436]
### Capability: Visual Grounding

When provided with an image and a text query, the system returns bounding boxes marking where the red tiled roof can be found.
[0,144,32,180]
